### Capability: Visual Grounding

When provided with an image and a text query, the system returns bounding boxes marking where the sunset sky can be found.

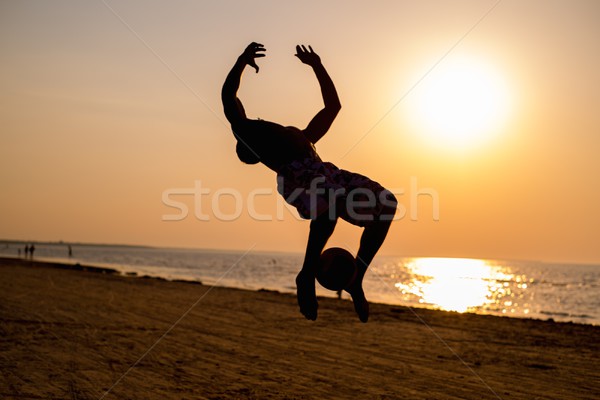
[1,1,599,264]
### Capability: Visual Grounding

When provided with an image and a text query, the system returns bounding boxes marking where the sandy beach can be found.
[1,257,598,399]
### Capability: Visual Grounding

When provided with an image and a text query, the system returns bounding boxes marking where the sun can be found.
[408,56,512,151]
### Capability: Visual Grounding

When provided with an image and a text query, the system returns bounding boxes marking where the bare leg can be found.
[297,214,337,320]
[346,208,396,323]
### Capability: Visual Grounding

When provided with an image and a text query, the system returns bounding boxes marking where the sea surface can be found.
[2,243,599,325]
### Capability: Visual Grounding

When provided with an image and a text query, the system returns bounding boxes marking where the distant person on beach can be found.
[24,244,29,258]
[222,43,397,322]
[29,244,35,258]
[68,245,73,258]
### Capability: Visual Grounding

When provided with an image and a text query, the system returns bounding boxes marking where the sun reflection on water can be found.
[394,258,532,314]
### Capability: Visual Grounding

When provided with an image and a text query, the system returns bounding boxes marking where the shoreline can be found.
[4,239,600,267]
[1,256,599,399]
[2,256,595,327]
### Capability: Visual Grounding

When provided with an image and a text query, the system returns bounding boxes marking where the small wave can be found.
[540,311,569,317]
[540,310,592,319]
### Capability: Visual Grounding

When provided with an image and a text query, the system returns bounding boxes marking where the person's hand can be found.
[240,42,266,73]
[295,45,321,67]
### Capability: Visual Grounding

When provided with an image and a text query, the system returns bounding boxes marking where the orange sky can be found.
[1,1,599,263]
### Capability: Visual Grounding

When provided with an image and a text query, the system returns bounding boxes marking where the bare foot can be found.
[296,271,318,321]
[346,281,369,323]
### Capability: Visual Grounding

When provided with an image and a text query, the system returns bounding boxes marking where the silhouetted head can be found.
[236,140,260,164]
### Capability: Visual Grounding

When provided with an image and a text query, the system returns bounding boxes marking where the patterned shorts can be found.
[277,158,396,227]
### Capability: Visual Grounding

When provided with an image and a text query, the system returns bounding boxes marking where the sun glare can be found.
[393,257,531,315]
[408,56,512,151]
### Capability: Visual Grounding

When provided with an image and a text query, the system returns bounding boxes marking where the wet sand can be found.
[1,257,599,399]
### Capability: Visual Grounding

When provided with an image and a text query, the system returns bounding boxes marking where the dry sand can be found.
[1,257,599,399]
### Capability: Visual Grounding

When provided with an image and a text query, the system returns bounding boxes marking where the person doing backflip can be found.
[222,42,397,322]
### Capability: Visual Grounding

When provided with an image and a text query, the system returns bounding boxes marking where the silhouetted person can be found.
[68,245,73,258]
[24,244,29,258]
[29,244,35,258]
[222,43,397,322]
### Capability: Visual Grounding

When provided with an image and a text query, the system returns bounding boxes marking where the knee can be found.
[379,190,398,222]
[310,212,338,231]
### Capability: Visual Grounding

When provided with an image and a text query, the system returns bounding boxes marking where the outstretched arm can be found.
[222,42,266,126]
[296,45,341,144]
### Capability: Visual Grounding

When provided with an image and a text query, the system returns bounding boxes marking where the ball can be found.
[316,247,357,291]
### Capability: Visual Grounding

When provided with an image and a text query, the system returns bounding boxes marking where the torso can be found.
[233,119,319,172]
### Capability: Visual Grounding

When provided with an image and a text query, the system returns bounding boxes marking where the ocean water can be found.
[2,243,599,325]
